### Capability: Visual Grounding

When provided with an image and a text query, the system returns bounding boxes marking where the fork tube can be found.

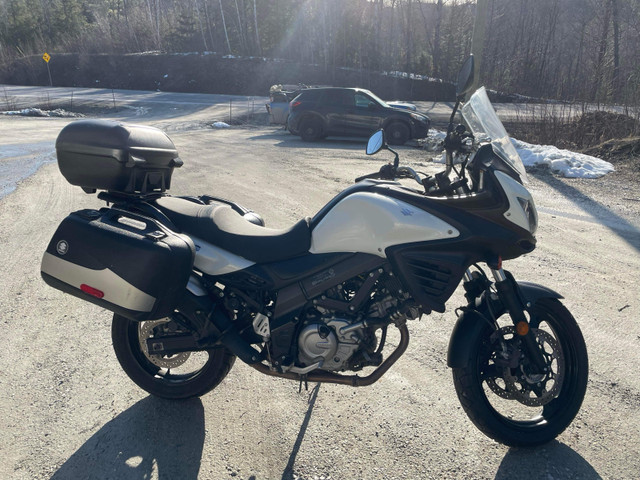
[490,267,547,373]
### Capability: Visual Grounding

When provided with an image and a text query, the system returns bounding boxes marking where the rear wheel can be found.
[300,117,323,141]
[385,122,410,145]
[452,298,588,447]
[112,314,236,399]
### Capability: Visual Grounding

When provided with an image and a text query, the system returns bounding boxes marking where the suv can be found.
[286,87,430,145]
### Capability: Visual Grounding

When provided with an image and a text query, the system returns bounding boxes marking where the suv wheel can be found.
[300,117,323,141]
[385,122,410,145]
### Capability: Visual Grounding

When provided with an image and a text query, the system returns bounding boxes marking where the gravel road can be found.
[0,95,639,480]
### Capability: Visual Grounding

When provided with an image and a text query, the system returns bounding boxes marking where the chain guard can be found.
[485,326,564,407]
[138,319,191,369]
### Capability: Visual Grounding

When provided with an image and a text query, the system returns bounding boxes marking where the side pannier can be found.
[41,208,195,321]
[56,120,183,194]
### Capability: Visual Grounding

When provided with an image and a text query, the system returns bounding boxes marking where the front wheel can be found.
[385,122,410,145]
[112,314,236,399]
[452,298,588,447]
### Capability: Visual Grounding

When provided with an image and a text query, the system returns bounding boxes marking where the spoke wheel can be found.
[112,314,235,399]
[452,298,588,447]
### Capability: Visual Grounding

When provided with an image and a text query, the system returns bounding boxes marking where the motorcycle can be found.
[41,56,587,447]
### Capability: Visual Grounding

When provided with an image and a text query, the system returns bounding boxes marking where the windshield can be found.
[461,87,528,183]
[364,90,390,108]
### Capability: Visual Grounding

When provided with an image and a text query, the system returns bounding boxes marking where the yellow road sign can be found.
[43,52,50,63]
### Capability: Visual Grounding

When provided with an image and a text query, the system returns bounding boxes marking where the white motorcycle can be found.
[42,57,587,447]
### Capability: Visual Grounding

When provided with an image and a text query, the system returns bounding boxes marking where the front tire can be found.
[385,122,410,145]
[112,314,236,399]
[452,298,588,447]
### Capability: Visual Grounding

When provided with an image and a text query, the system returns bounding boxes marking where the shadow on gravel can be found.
[533,172,640,253]
[50,396,205,480]
[496,441,601,479]
[281,383,321,480]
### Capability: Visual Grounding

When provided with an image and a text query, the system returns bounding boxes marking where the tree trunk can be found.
[253,0,261,55]
[219,0,232,54]
[611,0,621,99]
[592,1,612,101]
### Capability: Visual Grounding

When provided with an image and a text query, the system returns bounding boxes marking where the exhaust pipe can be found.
[251,323,410,386]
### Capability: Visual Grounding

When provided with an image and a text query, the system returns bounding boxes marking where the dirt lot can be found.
[0,98,639,480]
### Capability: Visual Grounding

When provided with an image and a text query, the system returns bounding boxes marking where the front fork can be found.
[465,266,548,374]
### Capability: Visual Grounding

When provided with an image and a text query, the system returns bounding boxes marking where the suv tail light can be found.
[290,100,302,109]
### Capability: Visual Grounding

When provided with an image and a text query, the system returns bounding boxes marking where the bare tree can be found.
[219,0,232,53]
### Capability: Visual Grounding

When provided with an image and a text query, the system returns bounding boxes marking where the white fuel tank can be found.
[310,192,459,257]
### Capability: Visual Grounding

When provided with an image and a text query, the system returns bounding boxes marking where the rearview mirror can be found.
[366,130,385,155]
[455,55,475,99]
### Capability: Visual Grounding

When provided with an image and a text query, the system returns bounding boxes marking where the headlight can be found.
[517,197,538,234]
[410,113,426,123]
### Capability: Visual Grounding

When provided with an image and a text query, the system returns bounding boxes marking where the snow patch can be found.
[1,108,84,118]
[212,121,231,128]
[426,129,614,179]
[513,138,614,178]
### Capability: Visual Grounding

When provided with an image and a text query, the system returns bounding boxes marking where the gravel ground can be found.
[0,101,639,480]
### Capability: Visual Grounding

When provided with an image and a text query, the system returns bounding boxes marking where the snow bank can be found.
[212,121,231,128]
[426,129,614,179]
[0,108,84,118]
[512,138,614,178]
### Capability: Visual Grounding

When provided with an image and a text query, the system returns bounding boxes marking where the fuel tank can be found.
[310,192,459,257]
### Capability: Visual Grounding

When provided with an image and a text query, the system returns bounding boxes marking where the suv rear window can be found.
[294,89,323,103]
[322,89,354,106]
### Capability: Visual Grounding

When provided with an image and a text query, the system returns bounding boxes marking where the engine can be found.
[297,315,369,371]
[293,269,422,372]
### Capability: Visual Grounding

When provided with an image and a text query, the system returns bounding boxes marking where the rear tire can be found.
[385,122,410,145]
[452,298,588,447]
[112,314,236,399]
[300,117,323,141]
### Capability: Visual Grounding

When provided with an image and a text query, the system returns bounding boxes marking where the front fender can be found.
[446,281,563,368]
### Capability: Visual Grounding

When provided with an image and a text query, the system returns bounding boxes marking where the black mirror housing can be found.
[456,55,475,99]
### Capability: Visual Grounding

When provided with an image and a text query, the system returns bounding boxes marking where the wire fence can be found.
[1,85,269,124]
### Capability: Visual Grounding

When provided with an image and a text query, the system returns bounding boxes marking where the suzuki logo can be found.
[56,240,69,255]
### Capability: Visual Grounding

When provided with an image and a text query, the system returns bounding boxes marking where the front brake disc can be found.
[503,328,564,407]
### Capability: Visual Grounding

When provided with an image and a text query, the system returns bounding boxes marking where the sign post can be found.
[42,52,53,86]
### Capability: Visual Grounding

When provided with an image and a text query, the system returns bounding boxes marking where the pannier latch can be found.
[146,230,167,242]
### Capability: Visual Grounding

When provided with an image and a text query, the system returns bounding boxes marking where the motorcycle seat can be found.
[152,196,311,263]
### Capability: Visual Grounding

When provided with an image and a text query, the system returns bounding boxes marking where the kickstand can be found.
[298,375,309,393]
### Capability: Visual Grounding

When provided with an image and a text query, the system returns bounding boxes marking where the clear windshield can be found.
[460,87,528,183]
[364,90,390,108]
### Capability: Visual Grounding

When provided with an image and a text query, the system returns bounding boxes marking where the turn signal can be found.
[81,284,104,299]
[516,321,529,336]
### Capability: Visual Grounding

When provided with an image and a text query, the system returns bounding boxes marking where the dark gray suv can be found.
[286,87,430,145]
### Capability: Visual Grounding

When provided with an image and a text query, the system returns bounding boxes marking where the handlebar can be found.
[355,165,427,186]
